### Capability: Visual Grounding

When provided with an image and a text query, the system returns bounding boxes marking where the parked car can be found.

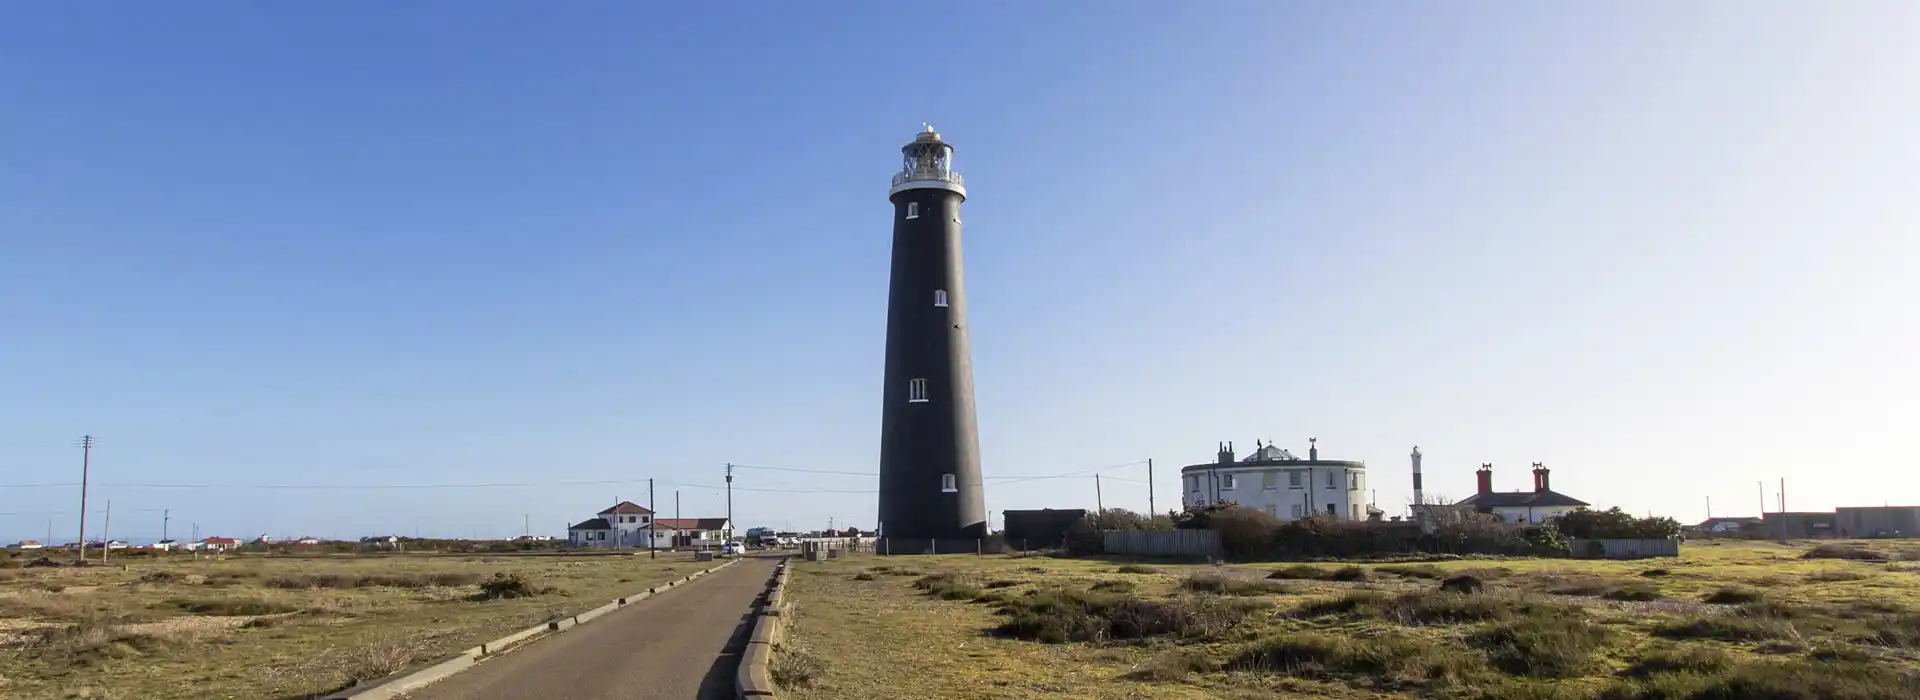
[721,541,741,557]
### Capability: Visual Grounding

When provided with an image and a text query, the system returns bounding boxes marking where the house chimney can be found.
[1217,441,1235,465]
[1476,463,1493,495]
[1532,462,1550,492]
[1308,437,1318,461]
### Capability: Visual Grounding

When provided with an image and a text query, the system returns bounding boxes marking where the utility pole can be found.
[647,478,656,559]
[724,463,734,540]
[162,509,170,544]
[1779,478,1786,514]
[523,513,529,539]
[76,435,95,563]
[1757,481,1766,515]
[1147,459,1155,516]
[1095,473,1104,513]
[675,490,681,548]
[1706,496,1712,519]
[102,500,112,563]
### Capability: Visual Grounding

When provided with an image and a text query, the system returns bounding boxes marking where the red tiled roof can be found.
[203,537,239,544]
[597,501,655,516]
[653,518,730,531]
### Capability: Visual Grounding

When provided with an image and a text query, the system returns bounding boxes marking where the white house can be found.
[655,518,734,547]
[1181,440,1370,522]
[1454,463,1588,524]
[569,501,675,549]
[13,540,44,550]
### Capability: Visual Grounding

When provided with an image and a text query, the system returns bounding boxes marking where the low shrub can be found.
[984,579,1020,589]
[1601,583,1663,602]
[771,646,828,689]
[1622,646,1731,677]
[914,572,984,601]
[138,571,183,584]
[1124,649,1213,681]
[1803,543,1885,560]
[1267,564,1331,580]
[1439,574,1487,594]
[341,638,420,682]
[474,573,541,600]
[1858,611,1920,648]
[1089,580,1136,593]
[1329,566,1370,582]
[1473,614,1612,678]
[1229,631,1486,686]
[1598,659,1920,700]
[1378,564,1444,579]
[1701,586,1762,604]
[1639,568,1672,578]
[1654,614,1797,642]
[849,570,875,581]
[1292,591,1390,618]
[1807,569,1869,582]
[994,588,1257,643]
[170,596,301,616]
[1114,564,1159,575]
[1180,573,1291,596]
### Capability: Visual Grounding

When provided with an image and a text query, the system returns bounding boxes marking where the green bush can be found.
[474,573,541,600]
[1598,659,1920,700]
[1180,573,1291,596]
[913,572,984,601]
[1378,564,1444,579]
[1268,564,1333,580]
[1114,564,1159,575]
[1702,586,1762,604]
[1803,543,1884,561]
[993,588,1257,644]
[1623,646,1732,677]
[1602,582,1663,602]
[1654,614,1796,642]
[1473,614,1612,678]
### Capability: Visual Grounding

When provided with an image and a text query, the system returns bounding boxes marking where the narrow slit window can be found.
[941,473,957,492]
[906,202,919,219]
[908,378,929,402]
[933,289,948,307]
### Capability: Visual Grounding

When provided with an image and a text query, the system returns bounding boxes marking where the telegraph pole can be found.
[523,513,529,539]
[76,435,95,563]
[647,478,656,559]
[675,490,681,547]
[1095,473,1104,513]
[162,509,170,544]
[724,463,734,540]
[1147,459,1155,516]
[102,500,112,563]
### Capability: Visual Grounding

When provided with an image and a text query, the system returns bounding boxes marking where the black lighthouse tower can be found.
[877,126,987,542]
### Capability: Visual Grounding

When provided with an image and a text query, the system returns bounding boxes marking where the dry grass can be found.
[0,551,702,699]
[781,540,1920,700]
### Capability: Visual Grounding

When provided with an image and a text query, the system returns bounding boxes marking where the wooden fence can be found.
[1568,538,1680,559]
[1103,530,1222,558]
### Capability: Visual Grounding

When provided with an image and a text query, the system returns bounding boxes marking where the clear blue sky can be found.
[3,2,1914,542]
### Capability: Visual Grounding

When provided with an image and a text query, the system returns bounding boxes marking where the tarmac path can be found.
[404,556,778,700]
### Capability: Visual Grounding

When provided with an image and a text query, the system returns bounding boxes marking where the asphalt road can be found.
[404,556,777,700]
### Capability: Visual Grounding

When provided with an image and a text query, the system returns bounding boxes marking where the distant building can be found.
[1182,440,1370,521]
[568,501,680,549]
[1454,463,1589,525]
[199,537,240,553]
[653,518,733,547]
[13,540,43,550]
[1690,517,1764,536]
[1003,509,1087,548]
[1765,512,1838,539]
[1836,506,1920,538]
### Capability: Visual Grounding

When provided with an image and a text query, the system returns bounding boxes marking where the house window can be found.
[1327,504,1337,516]
[1221,474,1237,490]
[941,473,957,492]
[1326,471,1337,489]
[1350,473,1360,491]
[908,378,929,403]
[1291,504,1303,518]
[597,531,606,540]
[1267,505,1278,517]
[1185,475,1197,492]
[1262,472,1278,490]
[933,289,948,307]
[1288,471,1303,488]
[906,202,919,219]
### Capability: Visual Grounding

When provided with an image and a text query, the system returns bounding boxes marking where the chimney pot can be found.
[1476,463,1493,496]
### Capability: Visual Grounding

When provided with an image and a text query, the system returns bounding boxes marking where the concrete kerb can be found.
[736,557,792,699]
[326,557,741,700]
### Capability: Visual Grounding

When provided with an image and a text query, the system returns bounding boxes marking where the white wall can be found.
[1181,465,1368,521]
[1489,505,1578,525]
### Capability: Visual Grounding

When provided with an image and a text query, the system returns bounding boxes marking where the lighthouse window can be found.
[906,202,919,219]
[908,378,929,403]
[941,473,957,492]
[933,289,948,307]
